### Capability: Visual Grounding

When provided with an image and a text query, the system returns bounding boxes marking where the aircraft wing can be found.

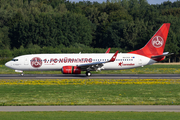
[77,51,119,71]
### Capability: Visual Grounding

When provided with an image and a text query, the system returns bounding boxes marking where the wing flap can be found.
[78,61,106,67]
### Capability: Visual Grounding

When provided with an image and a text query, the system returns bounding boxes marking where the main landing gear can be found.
[21,73,24,76]
[86,71,92,76]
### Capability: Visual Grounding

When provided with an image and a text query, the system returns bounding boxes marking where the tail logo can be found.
[152,36,164,48]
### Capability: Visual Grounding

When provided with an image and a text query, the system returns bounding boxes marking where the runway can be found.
[0,74,180,79]
[0,105,180,112]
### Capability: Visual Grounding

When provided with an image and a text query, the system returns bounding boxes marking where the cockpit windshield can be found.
[12,59,18,61]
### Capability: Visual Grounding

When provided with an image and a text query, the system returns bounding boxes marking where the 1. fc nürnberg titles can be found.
[43,57,92,63]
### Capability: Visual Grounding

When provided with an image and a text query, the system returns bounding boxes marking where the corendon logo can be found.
[152,36,164,48]
[119,62,123,66]
[31,57,42,68]
[118,62,135,67]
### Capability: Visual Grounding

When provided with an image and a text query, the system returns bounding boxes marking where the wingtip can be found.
[105,48,111,53]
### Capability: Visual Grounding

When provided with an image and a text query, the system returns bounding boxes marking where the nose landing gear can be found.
[86,71,92,76]
[15,70,24,76]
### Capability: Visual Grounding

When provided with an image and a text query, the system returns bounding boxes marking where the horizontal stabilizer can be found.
[151,52,174,58]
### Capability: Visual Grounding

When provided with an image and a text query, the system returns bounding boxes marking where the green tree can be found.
[108,9,133,22]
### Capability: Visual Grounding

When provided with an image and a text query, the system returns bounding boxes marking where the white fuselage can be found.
[5,53,156,71]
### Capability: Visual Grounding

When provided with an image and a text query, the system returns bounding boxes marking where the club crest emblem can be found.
[31,57,42,68]
[152,36,164,48]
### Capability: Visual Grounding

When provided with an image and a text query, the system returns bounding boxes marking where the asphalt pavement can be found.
[0,105,180,112]
[0,74,180,79]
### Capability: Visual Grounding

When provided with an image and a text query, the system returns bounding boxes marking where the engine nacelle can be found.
[62,66,81,74]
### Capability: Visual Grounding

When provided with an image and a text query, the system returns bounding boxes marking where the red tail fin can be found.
[129,23,170,58]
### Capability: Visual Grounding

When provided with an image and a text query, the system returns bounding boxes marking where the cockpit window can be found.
[12,59,18,61]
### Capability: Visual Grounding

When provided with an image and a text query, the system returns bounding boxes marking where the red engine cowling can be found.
[62,66,81,74]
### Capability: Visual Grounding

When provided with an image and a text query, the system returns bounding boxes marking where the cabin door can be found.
[24,57,29,65]
[139,57,142,65]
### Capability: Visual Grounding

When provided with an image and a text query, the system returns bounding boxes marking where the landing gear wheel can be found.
[86,71,92,76]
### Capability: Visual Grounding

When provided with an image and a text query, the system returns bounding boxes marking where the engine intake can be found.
[62,66,81,74]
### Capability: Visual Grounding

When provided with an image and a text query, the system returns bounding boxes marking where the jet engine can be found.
[62,66,81,74]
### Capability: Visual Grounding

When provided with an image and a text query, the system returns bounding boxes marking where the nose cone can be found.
[5,61,11,68]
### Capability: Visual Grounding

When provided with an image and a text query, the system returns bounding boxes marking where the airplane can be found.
[5,23,173,76]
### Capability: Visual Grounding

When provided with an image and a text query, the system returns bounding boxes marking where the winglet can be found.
[109,51,119,62]
[105,48,111,53]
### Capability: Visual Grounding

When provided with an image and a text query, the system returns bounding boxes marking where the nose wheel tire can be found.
[86,71,92,76]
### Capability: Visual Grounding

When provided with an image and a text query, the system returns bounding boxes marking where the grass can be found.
[1,64,180,74]
[0,112,180,120]
[0,79,180,85]
[0,84,180,106]
[1,64,179,119]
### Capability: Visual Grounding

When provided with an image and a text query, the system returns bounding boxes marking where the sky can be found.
[147,0,177,4]
[70,0,178,5]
